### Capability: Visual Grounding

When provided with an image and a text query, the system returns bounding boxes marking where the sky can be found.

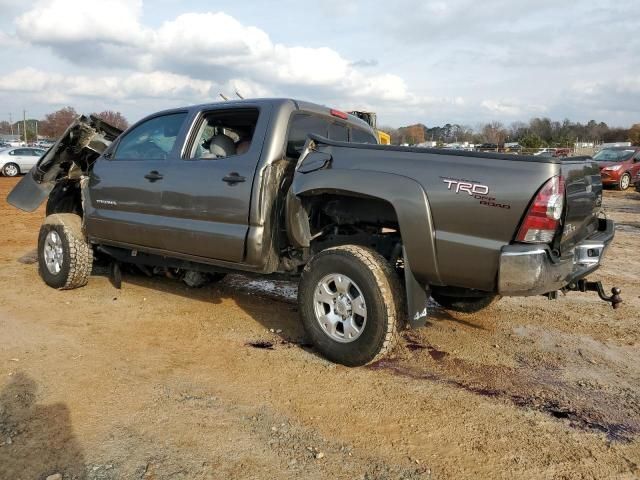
[0,0,638,127]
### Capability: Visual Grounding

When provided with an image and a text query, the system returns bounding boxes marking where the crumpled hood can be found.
[7,115,122,212]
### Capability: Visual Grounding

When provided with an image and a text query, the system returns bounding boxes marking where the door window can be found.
[11,149,29,156]
[113,112,187,161]
[189,108,259,159]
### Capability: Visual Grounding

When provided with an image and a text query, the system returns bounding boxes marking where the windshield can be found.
[593,148,635,162]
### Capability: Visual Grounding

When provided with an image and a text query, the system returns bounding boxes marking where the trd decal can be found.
[442,177,511,209]
[442,178,489,195]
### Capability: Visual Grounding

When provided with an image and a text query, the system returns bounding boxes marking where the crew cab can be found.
[8,99,620,366]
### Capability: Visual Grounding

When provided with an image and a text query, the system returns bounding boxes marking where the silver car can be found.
[0,147,46,177]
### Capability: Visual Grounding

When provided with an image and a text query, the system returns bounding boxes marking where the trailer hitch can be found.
[566,280,622,309]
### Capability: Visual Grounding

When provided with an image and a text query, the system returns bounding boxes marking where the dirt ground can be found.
[0,177,639,480]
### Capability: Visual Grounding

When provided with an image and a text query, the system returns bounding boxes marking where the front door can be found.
[85,111,188,250]
[158,106,269,262]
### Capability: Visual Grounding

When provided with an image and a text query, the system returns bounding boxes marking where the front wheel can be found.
[38,214,93,289]
[2,162,20,177]
[619,173,631,191]
[298,245,403,366]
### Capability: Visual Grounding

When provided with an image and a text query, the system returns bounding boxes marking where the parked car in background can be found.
[534,148,556,156]
[554,148,572,157]
[593,146,640,190]
[504,143,522,154]
[475,143,498,151]
[0,147,46,177]
[598,142,631,151]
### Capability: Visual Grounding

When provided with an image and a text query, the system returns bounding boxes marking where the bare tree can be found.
[39,107,78,139]
[481,121,508,144]
[93,110,129,131]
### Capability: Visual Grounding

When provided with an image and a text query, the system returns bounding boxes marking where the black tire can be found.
[298,245,403,366]
[618,173,631,191]
[38,214,93,290]
[431,291,499,313]
[2,162,20,177]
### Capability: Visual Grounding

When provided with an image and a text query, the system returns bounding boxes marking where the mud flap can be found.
[6,170,54,212]
[403,247,429,328]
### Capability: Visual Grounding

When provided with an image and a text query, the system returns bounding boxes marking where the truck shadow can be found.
[116,269,487,353]
[0,373,87,479]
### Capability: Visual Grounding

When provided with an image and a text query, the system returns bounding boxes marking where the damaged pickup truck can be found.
[8,98,621,366]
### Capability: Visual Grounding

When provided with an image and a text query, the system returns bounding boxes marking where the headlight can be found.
[603,165,622,171]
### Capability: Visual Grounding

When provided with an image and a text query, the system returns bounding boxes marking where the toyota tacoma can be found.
[8,98,621,366]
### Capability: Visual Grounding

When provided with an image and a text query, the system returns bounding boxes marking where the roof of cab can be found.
[156,98,372,131]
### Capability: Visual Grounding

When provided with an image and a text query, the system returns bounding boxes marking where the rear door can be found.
[158,105,271,262]
[85,111,188,250]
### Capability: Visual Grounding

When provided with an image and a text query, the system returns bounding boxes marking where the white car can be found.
[0,147,46,177]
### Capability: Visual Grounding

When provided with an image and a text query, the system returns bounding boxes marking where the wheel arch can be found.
[290,169,441,328]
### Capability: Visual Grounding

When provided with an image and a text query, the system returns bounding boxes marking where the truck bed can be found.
[295,136,602,292]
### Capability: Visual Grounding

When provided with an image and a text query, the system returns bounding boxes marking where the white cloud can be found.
[481,99,547,118]
[15,0,146,45]
[5,0,636,126]
[0,67,264,104]
[12,1,419,109]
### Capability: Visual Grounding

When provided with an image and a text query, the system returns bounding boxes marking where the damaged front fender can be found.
[7,115,122,212]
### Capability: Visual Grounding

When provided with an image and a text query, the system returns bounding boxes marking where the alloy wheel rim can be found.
[43,230,64,275]
[313,273,367,343]
[621,175,630,189]
[5,164,17,176]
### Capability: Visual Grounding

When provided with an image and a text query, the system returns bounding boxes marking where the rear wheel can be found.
[2,162,19,177]
[619,173,631,191]
[38,214,93,289]
[431,291,499,313]
[298,245,403,366]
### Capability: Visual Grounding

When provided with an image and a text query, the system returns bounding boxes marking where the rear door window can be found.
[188,108,259,160]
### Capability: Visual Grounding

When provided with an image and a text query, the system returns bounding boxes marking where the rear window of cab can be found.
[286,113,378,158]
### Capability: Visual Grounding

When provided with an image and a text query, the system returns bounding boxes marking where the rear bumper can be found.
[498,218,615,296]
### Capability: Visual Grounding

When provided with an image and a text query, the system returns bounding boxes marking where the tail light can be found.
[516,175,565,243]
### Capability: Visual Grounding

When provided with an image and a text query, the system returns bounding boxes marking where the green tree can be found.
[519,133,545,149]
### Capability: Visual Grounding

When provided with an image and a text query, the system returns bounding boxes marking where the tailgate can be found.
[559,158,602,252]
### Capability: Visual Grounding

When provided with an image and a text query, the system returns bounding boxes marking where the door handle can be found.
[223,172,246,185]
[144,170,163,182]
